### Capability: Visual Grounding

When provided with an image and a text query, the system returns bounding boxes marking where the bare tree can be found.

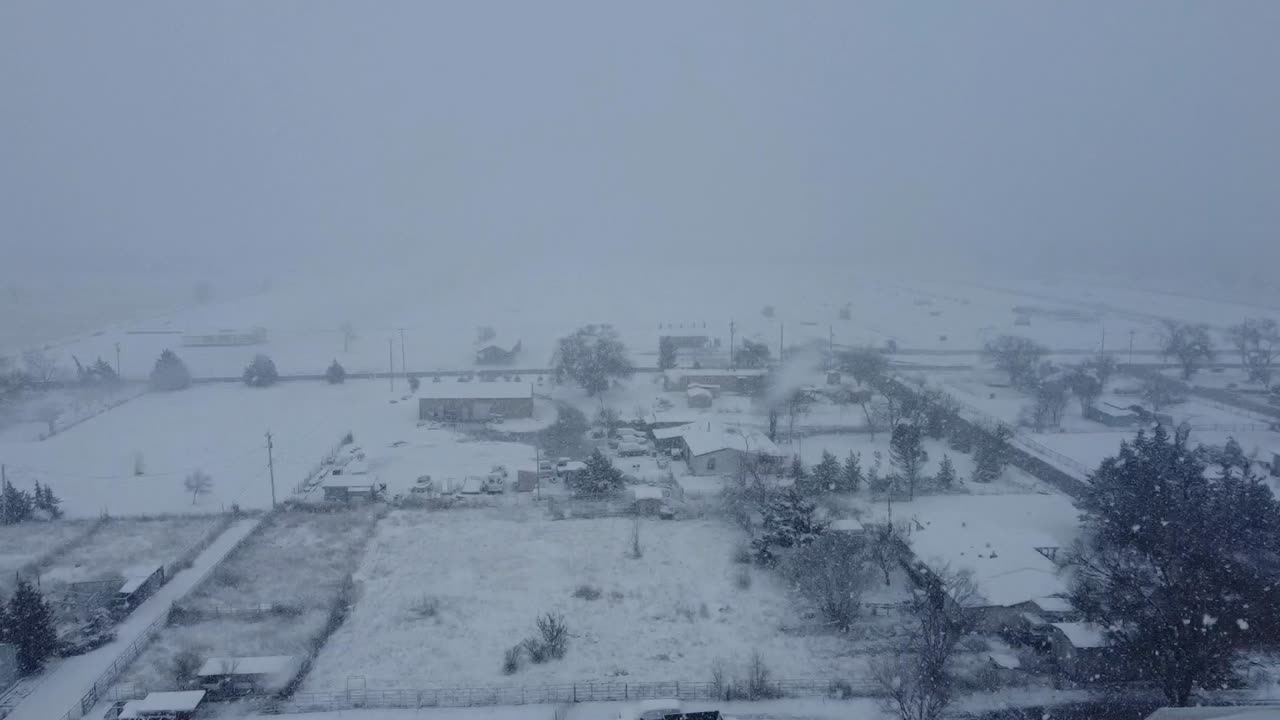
[837,347,889,387]
[1026,379,1069,430]
[22,349,59,385]
[1227,318,1279,388]
[869,522,906,586]
[1066,365,1103,416]
[982,336,1048,388]
[787,534,874,631]
[184,470,213,504]
[1159,321,1215,380]
[872,567,977,720]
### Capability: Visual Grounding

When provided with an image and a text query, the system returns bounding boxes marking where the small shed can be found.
[322,478,382,503]
[118,690,206,719]
[198,655,303,698]
[686,387,713,408]
[1049,622,1116,681]
[116,566,165,614]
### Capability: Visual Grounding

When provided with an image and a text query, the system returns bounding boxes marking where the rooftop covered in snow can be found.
[1051,621,1109,649]
[418,380,532,400]
[674,422,782,458]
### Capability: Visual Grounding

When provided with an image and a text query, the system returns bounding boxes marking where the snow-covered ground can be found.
[304,508,868,691]
[39,515,221,589]
[117,507,381,692]
[0,519,98,595]
[212,697,888,720]
[0,379,542,517]
[4,517,257,720]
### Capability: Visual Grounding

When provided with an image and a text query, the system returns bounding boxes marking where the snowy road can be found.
[5,516,262,720]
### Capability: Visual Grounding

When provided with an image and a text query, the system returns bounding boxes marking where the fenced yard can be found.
[114,506,382,693]
[303,508,870,691]
[38,515,223,590]
[0,518,100,595]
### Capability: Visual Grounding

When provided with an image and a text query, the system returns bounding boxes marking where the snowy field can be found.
[39,515,222,588]
[0,519,98,595]
[0,379,540,517]
[117,507,381,692]
[304,508,868,691]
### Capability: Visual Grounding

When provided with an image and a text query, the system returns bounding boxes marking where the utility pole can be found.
[535,447,541,500]
[399,329,407,385]
[1100,327,1106,356]
[829,325,834,359]
[779,324,784,363]
[265,432,276,509]
[388,338,395,391]
[114,342,121,377]
[1,464,6,520]
[1129,329,1136,367]
[729,320,735,369]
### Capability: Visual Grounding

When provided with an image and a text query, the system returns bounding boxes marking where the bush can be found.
[170,647,204,688]
[537,612,569,659]
[149,349,191,392]
[523,636,549,664]
[572,584,602,601]
[408,376,421,392]
[502,645,523,675]
[734,567,752,590]
[745,650,780,699]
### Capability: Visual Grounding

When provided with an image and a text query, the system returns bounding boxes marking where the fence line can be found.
[258,678,879,713]
[293,433,354,497]
[55,515,267,720]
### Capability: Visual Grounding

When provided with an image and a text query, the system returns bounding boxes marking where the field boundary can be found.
[259,678,879,713]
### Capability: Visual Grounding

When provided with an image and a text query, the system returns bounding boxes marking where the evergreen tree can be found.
[970,422,1012,483]
[890,423,928,499]
[9,579,57,674]
[570,449,625,496]
[41,484,61,519]
[810,450,842,494]
[752,488,825,565]
[148,349,191,392]
[91,358,119,384]
[243,354,279,387]
[841,451,863,493]
[788,455,807,483]
[325,359,346,385]
[1070,426,1280,706]
[1,481,33,524]
[935,454,956,489]
[657,337,677,371]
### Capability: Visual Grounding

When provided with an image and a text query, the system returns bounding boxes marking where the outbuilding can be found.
[116,566,165,614]
[1048,622,1118,681]
[418,381,533,422]
[686,387,713,408]
[118,690,206,719]
[198,655,303,698]
[673,423,783,476]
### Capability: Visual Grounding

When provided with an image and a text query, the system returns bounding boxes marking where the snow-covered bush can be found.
[243,354,279,387]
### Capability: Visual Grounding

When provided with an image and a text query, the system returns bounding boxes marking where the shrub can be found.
[502,645,523,675]
[734,567,752,590]
[745,650,780,699]
[572,584,602,601]
[537,612,569,659]
[170,647,204,688]
[408,376,421,392]
[149,349,191,392]
[523,636,549,664]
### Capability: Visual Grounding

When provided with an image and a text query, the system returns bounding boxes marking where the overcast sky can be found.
[3,1,1278,281]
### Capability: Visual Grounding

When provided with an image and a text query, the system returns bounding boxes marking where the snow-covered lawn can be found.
[116,507,380,694]
[0,379,541,517]
[39,515,222,588]
[0,518,98,594]
[185,506,381,612]
[304,509,867,691]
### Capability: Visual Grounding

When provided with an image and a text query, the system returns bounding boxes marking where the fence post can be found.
[573,683,577,703]
[625,683,628,700]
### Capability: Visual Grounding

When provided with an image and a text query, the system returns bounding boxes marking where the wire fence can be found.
[259,678,879,714]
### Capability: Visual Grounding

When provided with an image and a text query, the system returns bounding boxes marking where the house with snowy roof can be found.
[661,422,784,476]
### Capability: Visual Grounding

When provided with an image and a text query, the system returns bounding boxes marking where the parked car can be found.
[617,442,647,457]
